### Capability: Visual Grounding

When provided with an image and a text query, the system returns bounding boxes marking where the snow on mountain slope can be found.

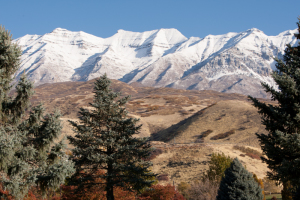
[14,27,298,98]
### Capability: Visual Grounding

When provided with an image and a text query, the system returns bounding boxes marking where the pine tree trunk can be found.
[281,181,293,200]
[106,186,114,200]
[106,152,114,200]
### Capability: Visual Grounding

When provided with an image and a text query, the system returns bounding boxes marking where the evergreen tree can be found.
[248,18,300,199]
[68,74,155,200]
[216,157,263,200]
[0,26,20,117]
[293,185,300,200]
[0,25,75,199]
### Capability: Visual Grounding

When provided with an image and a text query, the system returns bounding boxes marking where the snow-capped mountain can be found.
[14,27,298,98]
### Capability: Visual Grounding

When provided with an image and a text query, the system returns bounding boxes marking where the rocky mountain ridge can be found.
[14,27,298,97]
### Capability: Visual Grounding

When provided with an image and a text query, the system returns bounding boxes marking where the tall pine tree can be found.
[0,25,75,199]
[68,74,155,200]
[216,157,263,200]
[249,18,300,199]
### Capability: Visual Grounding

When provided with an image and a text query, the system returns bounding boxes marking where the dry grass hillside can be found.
[25,78,276,184]
[151,100,267,148]
[149,142,269,186]
[29,78,261,137]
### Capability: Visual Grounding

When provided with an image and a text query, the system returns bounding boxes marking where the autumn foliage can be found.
[138,184,185,200]
[0,159,185,199]
[59,170,136,200]
[0,184,13,200]
[60,185,136,200]
[0,184,38,200]
[58,170,185,200]
[60,184,185,200]
[253,173,266,200]
[2,182,185,200]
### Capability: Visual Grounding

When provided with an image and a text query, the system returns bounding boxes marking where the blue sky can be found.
[1,0,300,39]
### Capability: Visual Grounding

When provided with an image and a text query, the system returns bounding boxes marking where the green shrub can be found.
[202,152,233,182]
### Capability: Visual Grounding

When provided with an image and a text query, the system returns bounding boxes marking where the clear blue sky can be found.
[1,0,300,39]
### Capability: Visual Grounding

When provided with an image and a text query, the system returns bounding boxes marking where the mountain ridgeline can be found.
[15,28,298,98]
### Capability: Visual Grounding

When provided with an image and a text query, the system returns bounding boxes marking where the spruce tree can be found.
[68,74,155,200]
[0,25,75,199]
[216,157,263,200]
[293,185,300,200]
[248,18,300,198]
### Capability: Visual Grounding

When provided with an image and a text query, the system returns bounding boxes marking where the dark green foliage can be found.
[0,26,21,116]
[293,185,300,200]
[216,158,263,200]
[248,18,300,197]
[68,74,156,200]
[0,25,75,199]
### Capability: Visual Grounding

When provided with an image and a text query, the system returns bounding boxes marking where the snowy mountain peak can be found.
[51,27,69,32]
[108,28,187,47]
[117,29,125,33]
[278,29,297,37]
[247,28,263,32]
[14,27,299,98]
[156,28,187,44]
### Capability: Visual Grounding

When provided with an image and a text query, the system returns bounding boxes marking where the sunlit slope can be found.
[151,100,267,148]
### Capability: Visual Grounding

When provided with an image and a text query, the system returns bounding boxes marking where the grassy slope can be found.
[28,78,275,184]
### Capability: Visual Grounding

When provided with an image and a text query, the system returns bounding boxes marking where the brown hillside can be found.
[29,78,269,139]
[24,78,273,183]
[151,100,267,148]
[150,142,268,185]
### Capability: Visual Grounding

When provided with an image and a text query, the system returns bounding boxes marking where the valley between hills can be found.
[29,78,278,190]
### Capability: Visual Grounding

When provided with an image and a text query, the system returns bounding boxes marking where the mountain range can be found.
[14,27,298,98]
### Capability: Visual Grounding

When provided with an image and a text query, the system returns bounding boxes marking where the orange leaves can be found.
[0,170,186,200]
[61,183,186,200]
[139,184,185,200]
[60,170,136,200]
[60,185,135,200]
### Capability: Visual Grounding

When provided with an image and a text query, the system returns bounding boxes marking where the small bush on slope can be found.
[202,152,233,182]
[233,145,262,160]
[210,130,235,140]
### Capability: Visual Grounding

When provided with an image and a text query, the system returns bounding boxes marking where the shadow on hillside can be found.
[150,103,216,143]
